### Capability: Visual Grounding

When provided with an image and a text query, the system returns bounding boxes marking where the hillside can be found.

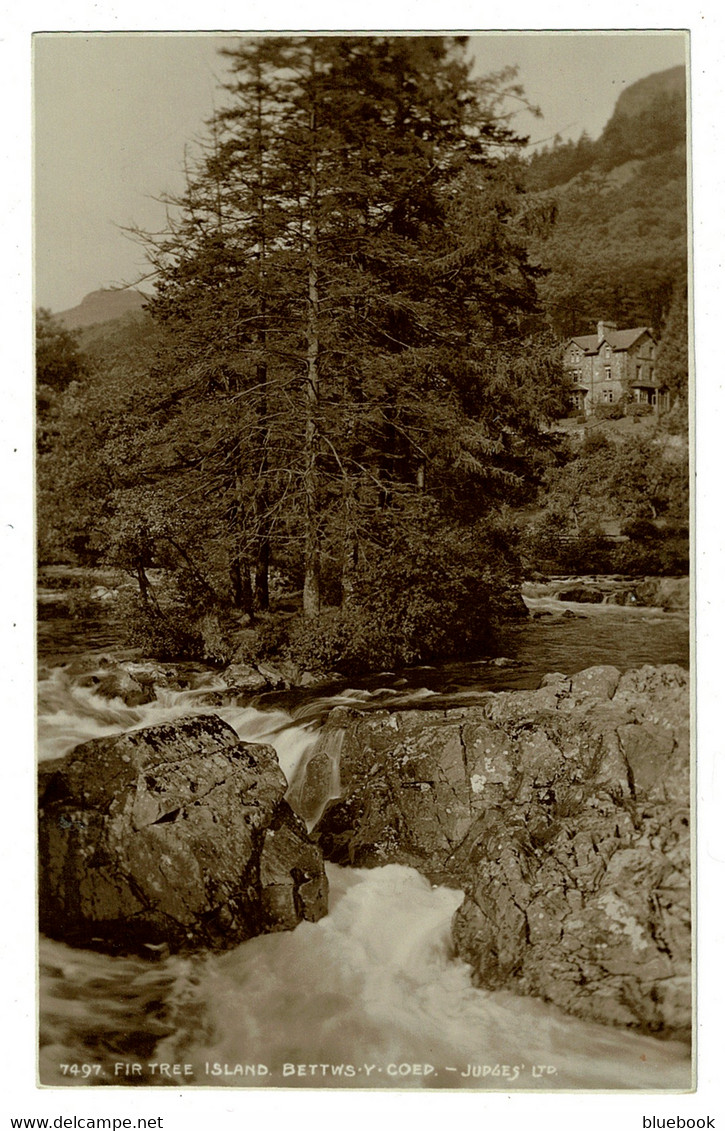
[524,66,687,340]
[610,66,685,121]
[55,288,150,331]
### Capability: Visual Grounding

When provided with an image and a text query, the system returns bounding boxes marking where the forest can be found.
[36,37,690,677]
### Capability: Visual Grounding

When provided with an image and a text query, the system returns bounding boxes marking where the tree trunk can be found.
[302,92,322,619]
[253,359,271,613]
[252,75,271,614]
[302,275,321,617]
[340,472,359,607]
[230,471,255,617]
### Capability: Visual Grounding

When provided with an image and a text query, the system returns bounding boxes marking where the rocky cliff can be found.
[309,664,691,1038]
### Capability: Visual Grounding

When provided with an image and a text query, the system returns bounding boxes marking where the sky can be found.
[33,30,688,314]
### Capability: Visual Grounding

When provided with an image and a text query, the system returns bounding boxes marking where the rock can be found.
[569,664,621,702]
[634,577,689,610]
[38,715,328,953]
[274,660,303,687]
[93,668,156,707]
[75,659,193,705]
[89,585,118,603]
[221,662,270,693]
[308,664,690,1037]
[608,589,638,606]
[254,661,289,690]
[540,672,571,688]
[117,661,177,688]
[299,669,340,688]
[557,586,604,603]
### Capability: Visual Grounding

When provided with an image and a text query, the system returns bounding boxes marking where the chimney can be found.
[597,320,617,343]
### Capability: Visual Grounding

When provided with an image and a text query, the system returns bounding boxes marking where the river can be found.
[36,592,691,1091]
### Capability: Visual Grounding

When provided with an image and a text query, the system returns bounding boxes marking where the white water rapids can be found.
[37,654,692,1091]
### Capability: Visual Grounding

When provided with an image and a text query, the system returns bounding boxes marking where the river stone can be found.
[93,667,156,707]
[38,714,328,953]
[557,586,604,603]
[634,577,689,611]
[309,664,690,1038]
[221,662,270,693]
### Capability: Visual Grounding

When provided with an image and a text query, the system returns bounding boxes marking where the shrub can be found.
[621,517,662,541]
[286,607,369,674]
[593,401,624,420]
[197,611,239,665]
[116,590,201,660]
[610,535,689,576]
[626,402,653,417]
[115,573,242,664]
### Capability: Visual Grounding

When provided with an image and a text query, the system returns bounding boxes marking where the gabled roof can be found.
[568,327,652,355]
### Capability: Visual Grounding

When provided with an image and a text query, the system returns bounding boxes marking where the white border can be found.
[3,4,723,1131]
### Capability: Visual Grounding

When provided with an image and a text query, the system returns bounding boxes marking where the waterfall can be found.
[39,863,690,1090]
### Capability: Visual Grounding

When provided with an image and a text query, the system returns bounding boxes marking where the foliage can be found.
[285,510,519,673]
[115,589,202,661]
[538,429,688,528]
[524,132,596,191]
[93,35,558,646]
[36,309,88,398]
[518,423,689,576]
[36,311,165,565]
[522,71,687,338]
[656,283,689,407]
[114,575,243,664]
[519,513,688,578]
[593,401,625,421]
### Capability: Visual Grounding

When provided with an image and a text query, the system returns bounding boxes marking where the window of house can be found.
[604,366,612,380]
[636,365,642,381]
[602,389,614,404]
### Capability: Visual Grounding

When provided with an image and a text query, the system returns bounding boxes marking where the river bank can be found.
[37,567,689,685]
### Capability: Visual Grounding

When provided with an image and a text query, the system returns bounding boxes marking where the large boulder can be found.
[38,715,328,953]
[634,577,689,610]
[309,665,690,1038]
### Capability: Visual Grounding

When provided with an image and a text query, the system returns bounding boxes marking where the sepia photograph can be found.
[32,28,694,1095]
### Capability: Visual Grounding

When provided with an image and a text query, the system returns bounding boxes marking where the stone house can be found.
[564,321,668,416]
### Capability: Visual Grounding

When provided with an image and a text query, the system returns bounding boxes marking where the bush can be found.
[196,611,239,665]
[250,516,522,677]
[286,607,369,674]
[593,402,624,420]
[610,535,689,576]
[116,574,242,664]
[626,402,653,417]
[116,591,202,660]
[621,517,662,541]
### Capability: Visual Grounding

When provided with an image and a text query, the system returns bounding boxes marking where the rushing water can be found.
[36,594,691,1091]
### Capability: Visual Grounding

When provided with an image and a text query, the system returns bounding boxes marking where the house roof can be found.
[568,327,652,354]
